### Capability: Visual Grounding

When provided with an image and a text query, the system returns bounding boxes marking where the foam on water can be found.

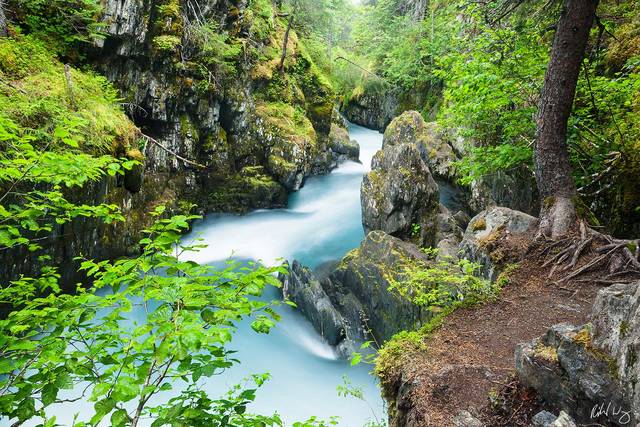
[180,122,386,425]
[25,123,386,427]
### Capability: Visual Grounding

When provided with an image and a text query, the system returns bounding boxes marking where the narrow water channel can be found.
[183,123,386,425]
[30,123,386,427]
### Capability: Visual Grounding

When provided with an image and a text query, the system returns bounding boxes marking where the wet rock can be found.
[341,90,399,132]
[328,123,360,162]
[208,166,288,213]
[532,410,558,426]
[361,117,440,246]
[459,207,537,280]
[123,149,145,193]
[280,261,348,351]
[280,231,433,356]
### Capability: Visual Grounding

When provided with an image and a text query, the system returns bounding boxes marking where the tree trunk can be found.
[0,0,8,37]
[535,0,598,238]
[279,13,294,74]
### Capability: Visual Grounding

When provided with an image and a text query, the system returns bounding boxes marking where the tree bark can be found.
[535,0,598,238]
[279,12,294,74]
[0,0,8,37]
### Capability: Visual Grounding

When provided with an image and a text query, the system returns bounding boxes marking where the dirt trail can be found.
[388,233,604,426]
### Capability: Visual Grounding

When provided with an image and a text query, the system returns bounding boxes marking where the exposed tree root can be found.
[536,220,640,285]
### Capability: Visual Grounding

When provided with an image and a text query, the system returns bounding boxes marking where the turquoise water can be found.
[22,123,385,427]
[183,123,386,426]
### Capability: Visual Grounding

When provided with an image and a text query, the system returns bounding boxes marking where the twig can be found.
[335,56,388,82]
[140,133,206,169]
[0,77,27,94]
[64,64,77,109]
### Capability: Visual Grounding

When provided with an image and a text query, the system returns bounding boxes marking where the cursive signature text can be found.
[591,401,632,425]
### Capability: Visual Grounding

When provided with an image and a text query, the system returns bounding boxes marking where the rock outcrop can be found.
[516,280,640,426]
[383,111,458,182]
[361,112,441,246]
[469,165,539,217]
[459,207,537,281]
[2,1,358,285]
[341,89,400,132]
[280,231,433,356]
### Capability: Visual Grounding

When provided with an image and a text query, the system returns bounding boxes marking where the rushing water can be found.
[24,123,385,427]
[182,123,386,426]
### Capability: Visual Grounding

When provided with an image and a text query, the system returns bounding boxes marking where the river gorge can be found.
[184,123,386,425]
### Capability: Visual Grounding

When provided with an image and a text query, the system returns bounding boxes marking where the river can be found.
[24,123,386,427]
[183,123,386,426]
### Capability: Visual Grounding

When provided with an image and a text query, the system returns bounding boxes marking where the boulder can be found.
[591,282,640,424]
[280,261,351,353]
[383,111,458,182]
[341,90,400,132]
[459,207,537,281]
[551,412,578,427]
[516,281,640,426]
[328,123,360,162]
[469,165,539,216]
[532,410,559,427]
[361,129,440,247]
[452,410,484,427]
[280,231,433,356]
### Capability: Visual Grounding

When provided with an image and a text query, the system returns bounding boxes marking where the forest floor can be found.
[395,228,607,426]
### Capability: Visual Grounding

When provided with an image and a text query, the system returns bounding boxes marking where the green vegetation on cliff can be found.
[0,35,138,154]
[0,1,350,426]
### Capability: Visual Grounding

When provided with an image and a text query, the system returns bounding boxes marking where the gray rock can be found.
[280,261,351,353]
[459,207,537,281]
[532,410,558,427]
[341,90,400,132]
[383,111,458,182]
[452,410,484,427]
[469,165,539,216]
[591,282,640,424]
[516,304,637,427]
[280,231,434,355]
[361,118,440,246]
[551,411,577,427]
[328,123,360,162]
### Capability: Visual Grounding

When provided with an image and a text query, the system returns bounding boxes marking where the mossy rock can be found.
[0,35,138,154]
[208,166,287,213]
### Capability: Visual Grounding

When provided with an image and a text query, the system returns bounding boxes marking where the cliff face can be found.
[1,0,354,285]
[93,0,345,199]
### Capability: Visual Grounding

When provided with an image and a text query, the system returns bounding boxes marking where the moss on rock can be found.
[208,166,287,213]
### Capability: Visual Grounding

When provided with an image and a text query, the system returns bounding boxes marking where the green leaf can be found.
[41,383,58,406]
[110,409,129,426]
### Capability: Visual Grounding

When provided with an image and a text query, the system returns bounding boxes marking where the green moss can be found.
[495,263,519,288]
[620,320,630,338]
[153,0,183,35]
[152,35,181,53]
[471,217,487,231]
[247,0,274,41]
[209,166,286,213]
[0,35,138,154]
[534,343,559,363]
[542,196,556,209]
[179,115,199,141]
[256,101,316,144]
[573,326,619,379]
